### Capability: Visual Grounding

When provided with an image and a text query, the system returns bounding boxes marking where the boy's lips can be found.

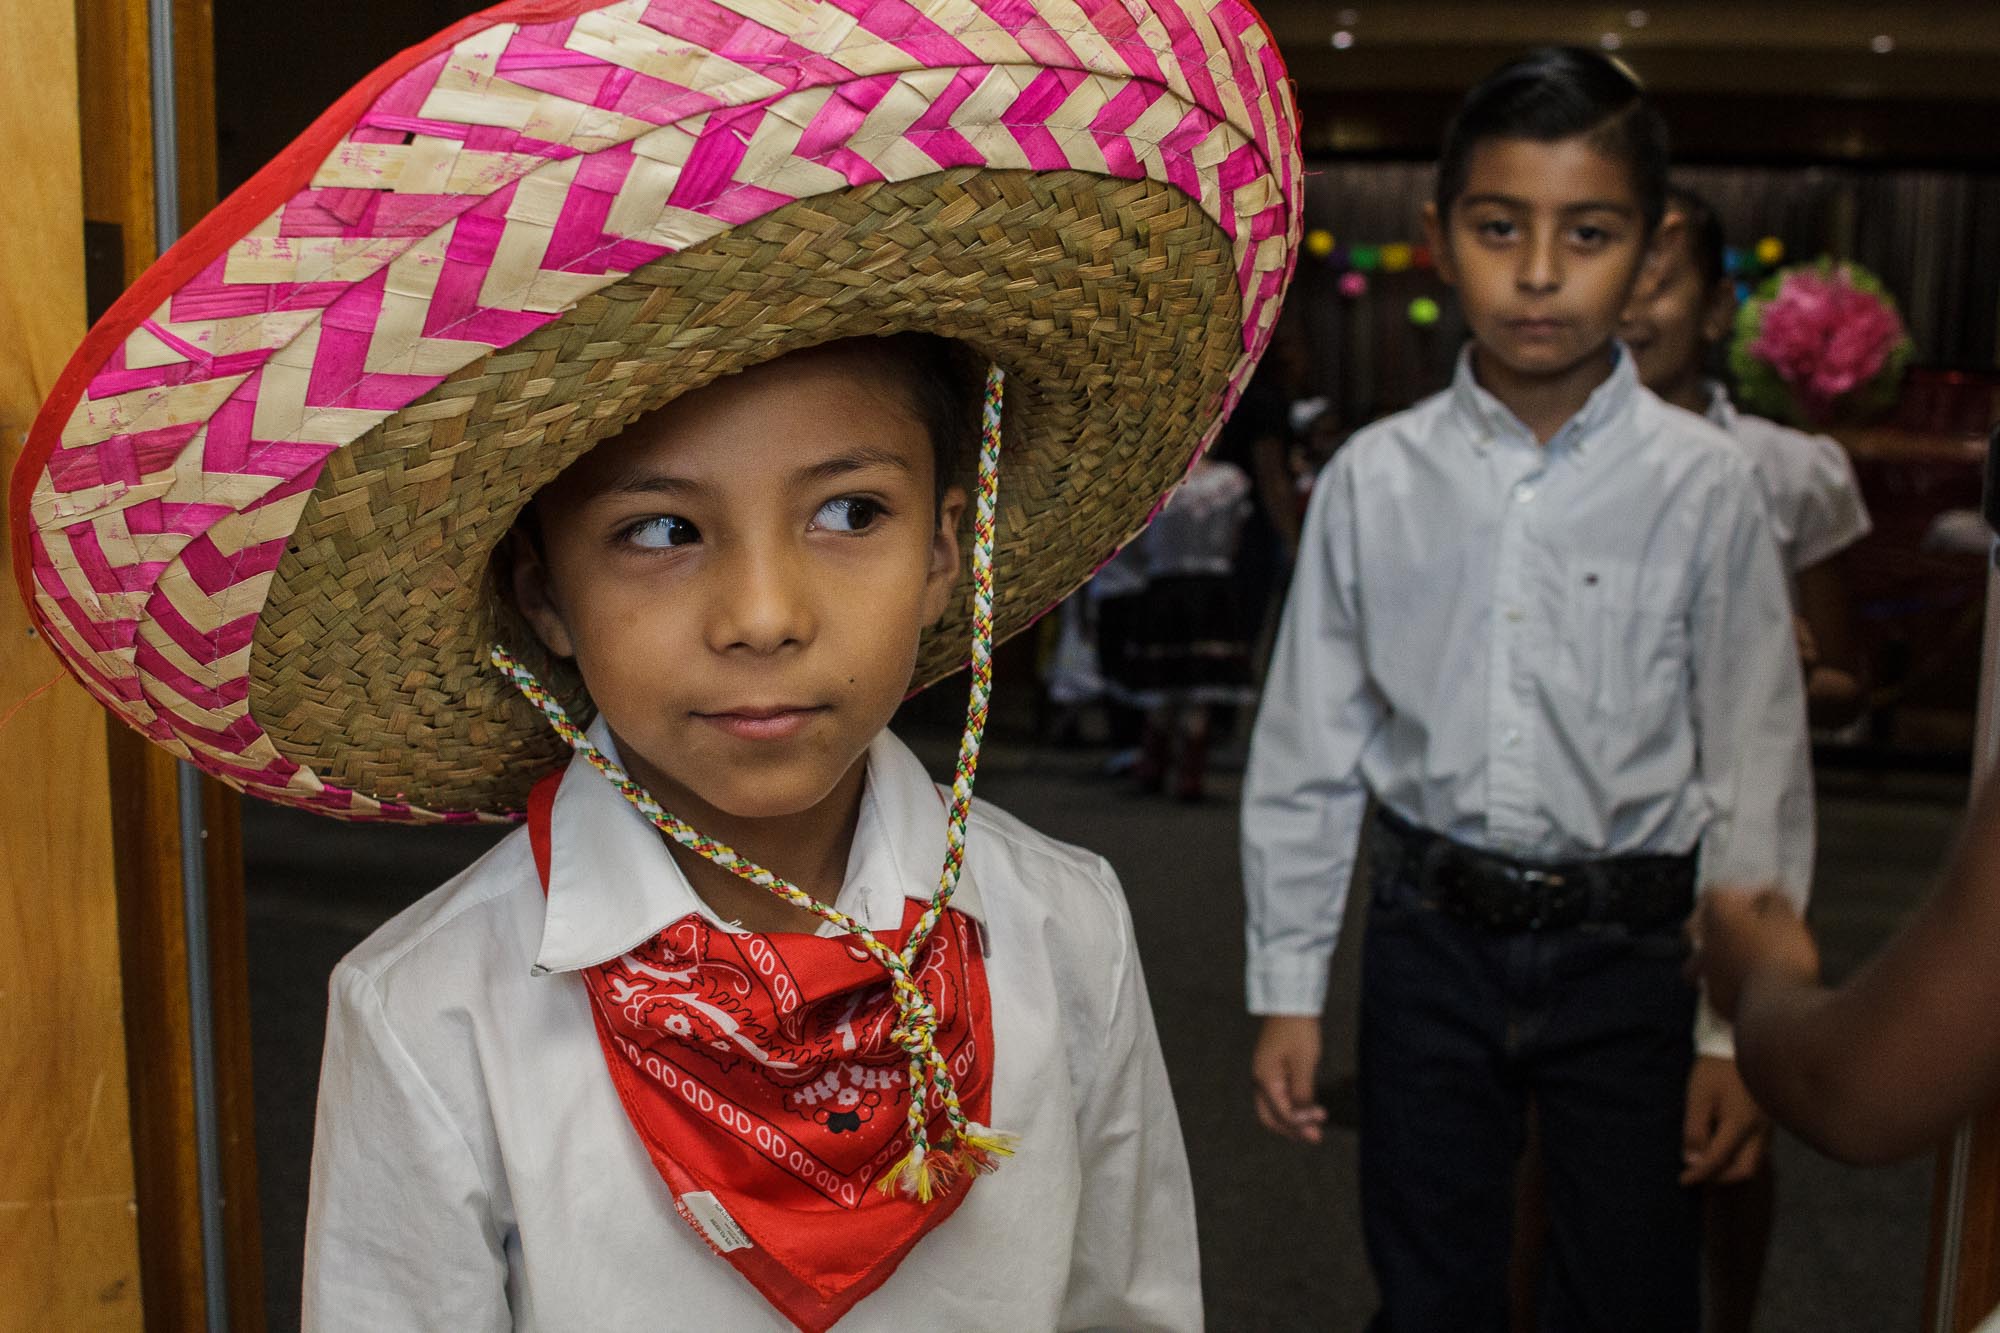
[694,704,829,742]
[1506,317,1570,339]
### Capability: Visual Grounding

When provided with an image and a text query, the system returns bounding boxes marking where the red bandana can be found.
[529,773,997,1332]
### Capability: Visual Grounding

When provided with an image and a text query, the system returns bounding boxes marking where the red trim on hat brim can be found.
[9,0,599,613]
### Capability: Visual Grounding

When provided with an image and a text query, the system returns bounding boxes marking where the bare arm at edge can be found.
[1725,776,2000,1164]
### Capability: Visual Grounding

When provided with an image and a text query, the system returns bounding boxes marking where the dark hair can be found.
[1665,183,1727,289]
[849,331,985,513]
[1436,47,1670,232]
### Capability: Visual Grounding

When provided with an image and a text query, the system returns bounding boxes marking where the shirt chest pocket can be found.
[1546,556,1690,716]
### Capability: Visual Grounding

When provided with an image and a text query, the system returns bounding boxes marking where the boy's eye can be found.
[626,515,700,549]
[1475,217,1517,241]
[1571,225,1609,247]
[813,497,884,533]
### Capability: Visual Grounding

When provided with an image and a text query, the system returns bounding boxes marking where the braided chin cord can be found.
[490,363,1012,1201]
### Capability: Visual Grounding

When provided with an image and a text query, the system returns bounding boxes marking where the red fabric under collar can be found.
[528,771,996,1331]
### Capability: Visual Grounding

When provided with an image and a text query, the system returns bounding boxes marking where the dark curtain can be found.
[1298,160,2000,423]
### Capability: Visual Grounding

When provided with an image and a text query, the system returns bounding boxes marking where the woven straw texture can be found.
[20,0,1300,822]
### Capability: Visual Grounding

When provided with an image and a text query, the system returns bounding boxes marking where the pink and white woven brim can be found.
[14,0,1300,822]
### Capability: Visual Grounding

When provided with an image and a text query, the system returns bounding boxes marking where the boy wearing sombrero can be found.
[12,1,1300,1329]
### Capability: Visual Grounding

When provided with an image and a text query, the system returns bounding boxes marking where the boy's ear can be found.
[920,484,969,626]
[1421,202,1456,286]
[1633,211,1688,306]
[505,527,578,659]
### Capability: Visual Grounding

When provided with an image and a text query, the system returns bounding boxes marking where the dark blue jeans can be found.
[1357,820,1700,1333]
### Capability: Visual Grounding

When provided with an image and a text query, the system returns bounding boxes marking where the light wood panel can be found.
[76,0,153,273]
[0,0,145,1326]
[173,0,217,233]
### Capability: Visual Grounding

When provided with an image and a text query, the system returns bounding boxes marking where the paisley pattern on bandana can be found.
[528,772,997,1332]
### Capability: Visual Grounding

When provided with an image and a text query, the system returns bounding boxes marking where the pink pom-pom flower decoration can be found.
[1731,259,1914,427]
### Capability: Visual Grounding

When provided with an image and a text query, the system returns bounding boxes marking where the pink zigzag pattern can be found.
[28,0,1300,823]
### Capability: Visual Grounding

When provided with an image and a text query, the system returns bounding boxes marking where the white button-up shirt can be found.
[305,722,1200,1331]
[1706,382,1873,578]
[1242,350,1811,1057]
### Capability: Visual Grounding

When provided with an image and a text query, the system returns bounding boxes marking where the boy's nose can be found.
[1517,231,1562,293]
[709,546,814,655]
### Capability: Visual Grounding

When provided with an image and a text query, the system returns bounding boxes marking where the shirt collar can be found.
[532,719,983,976]
[1449,341,1639,460]
[1703,379,1739,431]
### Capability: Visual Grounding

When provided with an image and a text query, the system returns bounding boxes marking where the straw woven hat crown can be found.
[13,0,1301,823]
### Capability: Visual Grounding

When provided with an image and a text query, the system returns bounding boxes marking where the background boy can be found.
[1241,48,1809,1331]
[1622,184,1875,727]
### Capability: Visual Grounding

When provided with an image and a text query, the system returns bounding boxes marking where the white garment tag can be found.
[680,1190,754,1253]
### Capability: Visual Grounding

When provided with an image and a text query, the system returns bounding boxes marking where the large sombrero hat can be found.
[13,0,1300,824]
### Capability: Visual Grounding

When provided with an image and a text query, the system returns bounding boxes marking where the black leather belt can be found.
[1368,806,1696,934]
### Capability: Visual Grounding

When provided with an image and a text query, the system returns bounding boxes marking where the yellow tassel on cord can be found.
[878,1144,940,1203]
[949,1126,1019,1176]
[877,1126,1015,1201]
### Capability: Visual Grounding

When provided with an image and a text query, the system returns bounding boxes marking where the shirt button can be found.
[1504,607,1525,623]
[1514,483,1536,503]
[1503,729,1521,748]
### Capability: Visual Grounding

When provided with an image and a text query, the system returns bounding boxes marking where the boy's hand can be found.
[1251,1015,1328,1144]
[1681,1055,1770,1185]
[1793,614,1821,672]
[1686,888,1821,1022]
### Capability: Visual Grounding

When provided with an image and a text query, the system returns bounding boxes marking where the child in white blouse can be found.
[1622,184,1874,726]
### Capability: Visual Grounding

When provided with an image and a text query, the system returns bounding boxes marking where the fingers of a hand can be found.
[1252,1084,1287,1138]
[1254,1061,1295,1118]
[1682,1133,1735,1185]
[1272,1051,1328,1127]
[1285,1050,1322,1112]
[1711,1103,1759,1162]
[1690,1093,1765,1183]
[1681,1079,1726,1183]
[1718,1127,1768,1184]
[1253,1078,1321,1143]
[1683,1078,1717,1155]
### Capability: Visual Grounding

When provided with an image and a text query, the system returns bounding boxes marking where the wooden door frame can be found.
[71,0,265,1326]
[0,2,145,1325]
[1930,1110,2000,1332]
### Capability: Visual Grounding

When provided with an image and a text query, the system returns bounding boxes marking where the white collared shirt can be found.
[304,722,1200,1331]
[1241,349,1811,1057]
[1706,382,1873,579]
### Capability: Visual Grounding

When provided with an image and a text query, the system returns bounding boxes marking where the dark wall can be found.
[216,0,487,195]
